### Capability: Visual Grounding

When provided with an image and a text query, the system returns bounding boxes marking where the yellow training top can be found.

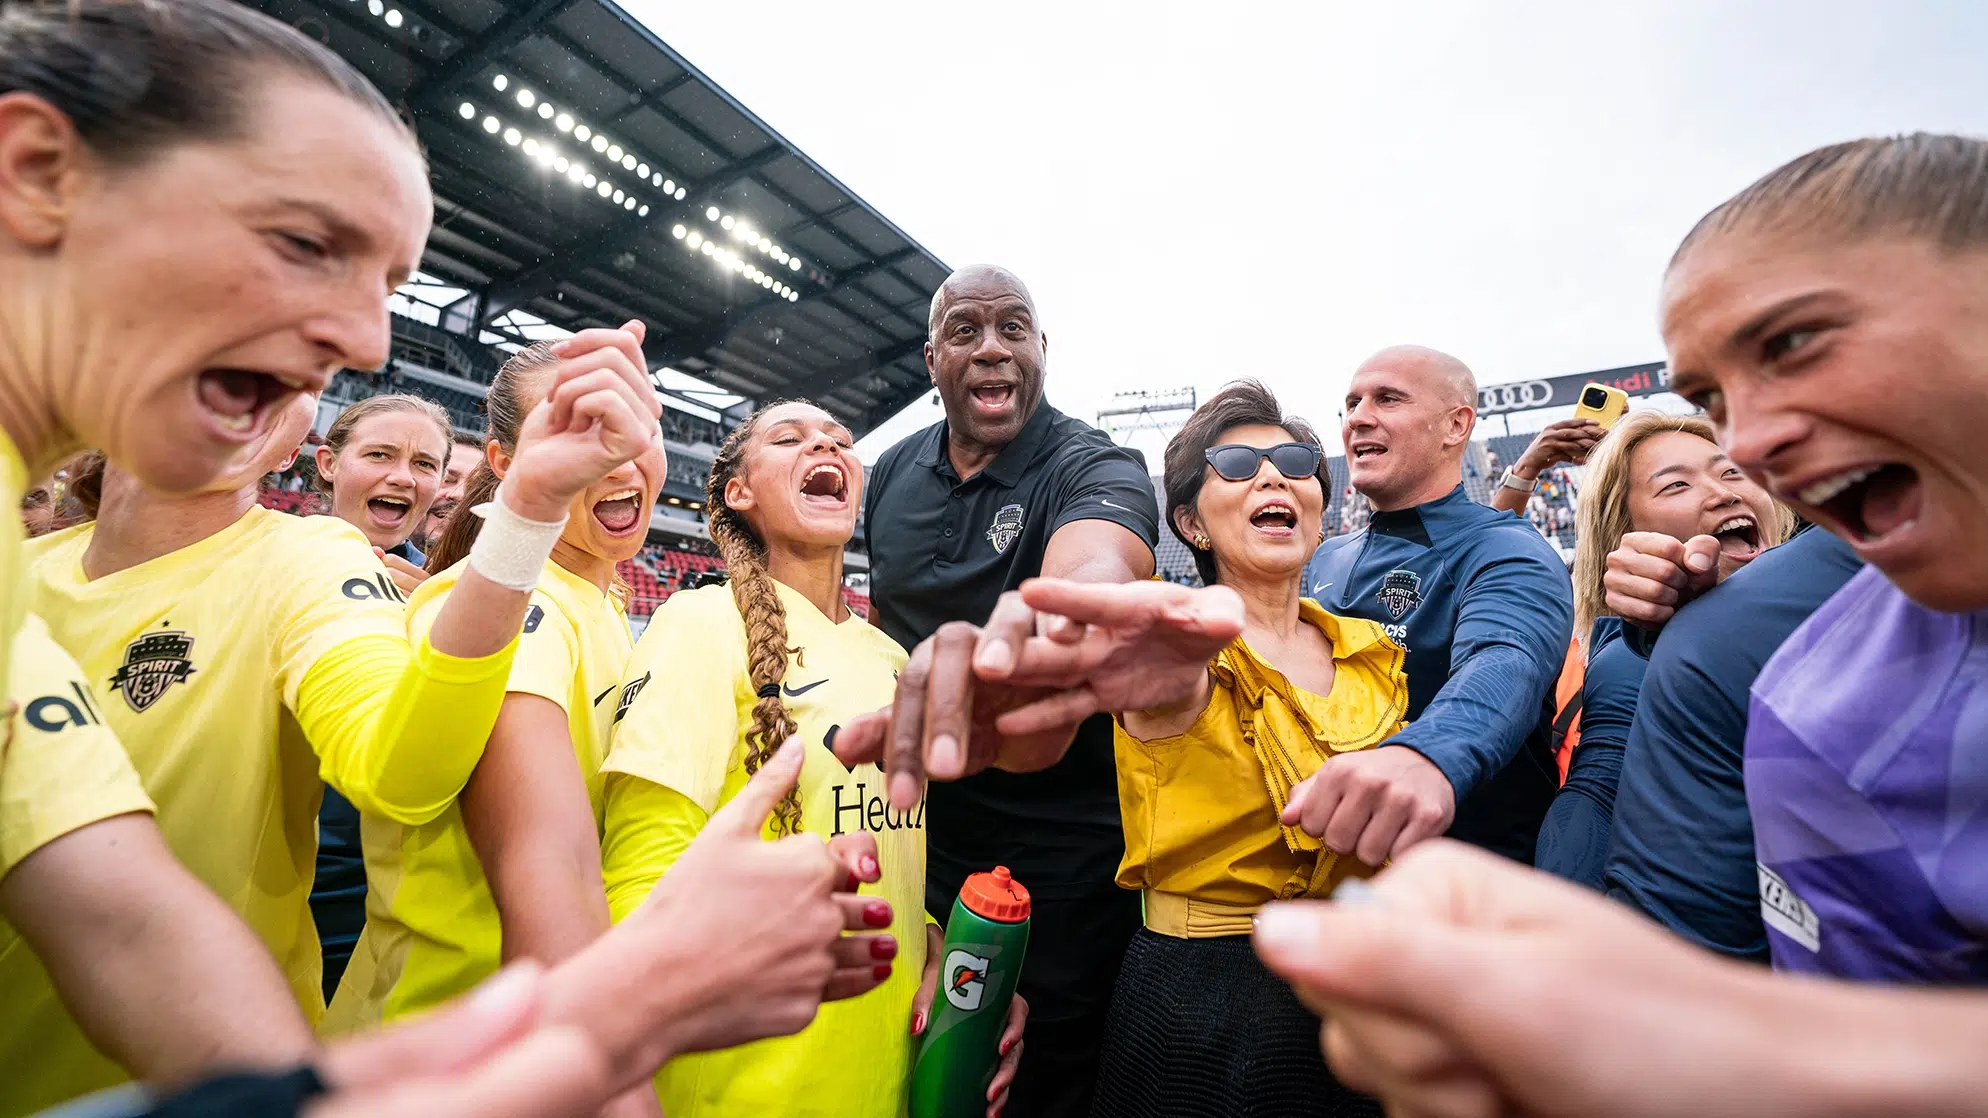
[0,614,158,1117]
[10,506,518,1096]
[599,581,919,1118]
[0,428,31,684]
[329,558,632,1030]
[1115,600,1408,936]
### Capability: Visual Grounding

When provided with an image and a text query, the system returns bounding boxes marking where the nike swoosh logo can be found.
[782,679,828,698]
[1101,498,1128,511]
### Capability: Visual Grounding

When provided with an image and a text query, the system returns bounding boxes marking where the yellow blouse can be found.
[1114,599,1408,937]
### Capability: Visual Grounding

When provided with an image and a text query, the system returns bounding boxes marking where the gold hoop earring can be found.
[1192,533,1212,550]
[1317,527,1327,545]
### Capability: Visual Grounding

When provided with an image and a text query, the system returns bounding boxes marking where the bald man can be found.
[1295,346,1572,865]
[860,265,1161,1116]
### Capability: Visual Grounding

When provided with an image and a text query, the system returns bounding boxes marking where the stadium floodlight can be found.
[556,113,574,133]
[735,224,754,241]
[607,144,623,161]
[566,164,584,183]
[624,197,637,210]
[522,137,538,154]
[384,8,403,27]
[554,156,570,173]
[788,257,801,270]
[638,163,650,177]
[622,155,637,171]
[538,104,554,120]
[720,215,735,231]
[685,230,702,247]
[662,178,675,193]
[700,241,714,256]
[591,136,607,153]
[367,0,381,15]
[503,128,521,146]
[459,102,476,120]
[583,172,598,188]
[672,224,688,240]
[596,182,611,197]
[674,187,687,200]
[516,90,536,109]
[574,125,592,141]
[482,115,500,133]
[492,74,508,92]
[705,206,721,222]
[612,189,625,203]
[639,205,650,217]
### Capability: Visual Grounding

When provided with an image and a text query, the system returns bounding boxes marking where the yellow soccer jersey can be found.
[0,614,158,1117]
[600,581,921,1118]
[329,558,632,1030]
[20,508,407,1023]
[0,428,30,685]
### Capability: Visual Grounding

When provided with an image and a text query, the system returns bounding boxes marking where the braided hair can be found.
[705,401,808,838]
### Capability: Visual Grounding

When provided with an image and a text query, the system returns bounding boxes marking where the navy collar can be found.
[1366,484,1468,547]
[915,401,1061,487]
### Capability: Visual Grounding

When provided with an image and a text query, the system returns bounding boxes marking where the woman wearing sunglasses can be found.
[1088,381,1408,1118]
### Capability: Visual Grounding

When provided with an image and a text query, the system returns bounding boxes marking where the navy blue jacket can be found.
[1535,618,1639,886]
[1602,526,1863,961]
[1304,486,1573,862]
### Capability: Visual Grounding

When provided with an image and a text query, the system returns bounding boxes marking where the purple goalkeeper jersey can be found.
[1745,564,1988,982]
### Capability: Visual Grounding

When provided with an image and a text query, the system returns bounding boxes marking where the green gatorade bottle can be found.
[908,866,1031,1118]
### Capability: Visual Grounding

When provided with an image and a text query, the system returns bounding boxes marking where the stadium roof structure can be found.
[246,0,949,435]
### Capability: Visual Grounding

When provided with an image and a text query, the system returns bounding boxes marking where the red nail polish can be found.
[864,902,892,928]
[911,1010,927,1035]
[1000,1037,1014,1055]
[873,963,892,980]
[860,854,880,879]
[870,936,898,961]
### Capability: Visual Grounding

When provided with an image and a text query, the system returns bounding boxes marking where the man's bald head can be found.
[928,265,1038,341]
[1342,345,1480,512]
[1356,345,1479,411]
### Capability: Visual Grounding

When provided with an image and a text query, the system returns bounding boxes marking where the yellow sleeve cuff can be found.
[295,632,518,825]
[600,773,709,925]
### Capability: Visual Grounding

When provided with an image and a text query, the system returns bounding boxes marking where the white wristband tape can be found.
[466,489,568,593]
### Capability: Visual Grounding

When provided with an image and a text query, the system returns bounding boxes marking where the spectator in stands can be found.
[844,264,1160,1117]
[1297,347,1571,867]
[416,432,483,551]
[314,394,452,593]
[599,399,1023,1118]
[1488,417,1603,517]
[1532,411,1787,887]
[1071,381,1403,1117]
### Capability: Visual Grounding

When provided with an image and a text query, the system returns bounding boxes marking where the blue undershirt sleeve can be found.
[1535,631,1644,887]
[1384,539,1574,800]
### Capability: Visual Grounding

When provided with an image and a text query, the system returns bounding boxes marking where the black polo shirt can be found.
[865,402,1159,903]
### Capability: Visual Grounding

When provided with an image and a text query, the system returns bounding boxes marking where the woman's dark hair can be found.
[1162,378,1326,587]
[704,400,832,839]
[0,0,412,166]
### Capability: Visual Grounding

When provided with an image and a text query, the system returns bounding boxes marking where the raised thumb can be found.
[711,735,804,837]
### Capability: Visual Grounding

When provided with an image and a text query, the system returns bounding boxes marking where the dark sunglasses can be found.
[1203,442,1323,482]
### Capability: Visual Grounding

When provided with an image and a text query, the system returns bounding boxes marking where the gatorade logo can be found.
[943,949,989,1012]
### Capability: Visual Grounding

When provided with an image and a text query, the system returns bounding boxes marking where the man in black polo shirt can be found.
[861,265,1160,1118]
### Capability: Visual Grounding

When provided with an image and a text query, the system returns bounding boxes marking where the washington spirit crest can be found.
[110,629,196,712]
[986,504,1026,555]
[1378,569,1423,620]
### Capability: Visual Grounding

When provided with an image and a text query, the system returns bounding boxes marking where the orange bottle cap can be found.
[959,865,1031,922]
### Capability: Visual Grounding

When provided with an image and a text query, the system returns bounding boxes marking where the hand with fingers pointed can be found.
[502,321,665,523]
[833,579,1244,811]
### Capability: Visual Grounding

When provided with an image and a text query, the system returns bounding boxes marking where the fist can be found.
[1283,747,1455,866]
[1602,531,1719,629]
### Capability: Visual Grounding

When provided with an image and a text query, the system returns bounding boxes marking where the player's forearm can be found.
[1387,642,1545,796]
[1768,977,1988,1117]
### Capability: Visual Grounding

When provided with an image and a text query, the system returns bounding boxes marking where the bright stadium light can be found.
[503,127,521,146]
[637,163,650,177]
[612,189,625,203]
[367,0,381,15]
[624,197,637,210]
[522,137,538,154]
[492,74,508,92]
[622,155,637,171]
[459,102,476,120]
[720,215,735,230]
[597,181,612,198]
[706,206,720,221]
[735,224,754,241]
[686,230,702,247]
[574,125,592,141]
[662,178,675,192]
[553,156,570,173]
[538,103,554,120]
[591,135,608,153]
[638,204,650,217]
[788,257,801,270]
[384,8,403,27]
[516,90,536,109]
[583,172,597,188]
[606,144,623,161]
[566,164,584,182]
[482,116,500,134]
[700,241,714,256]
[672,224,687,239]
[556,113,574,132]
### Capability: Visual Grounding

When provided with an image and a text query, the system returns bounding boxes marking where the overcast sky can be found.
[624,1,1988,463]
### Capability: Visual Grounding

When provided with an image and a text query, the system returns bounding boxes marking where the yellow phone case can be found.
[1572,383,1629,429]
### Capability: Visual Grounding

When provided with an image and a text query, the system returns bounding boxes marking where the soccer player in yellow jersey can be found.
[600,401,1024,1118]
[329,343,663,1033]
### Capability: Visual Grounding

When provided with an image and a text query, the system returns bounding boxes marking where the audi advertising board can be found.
[1475,361,1669,416]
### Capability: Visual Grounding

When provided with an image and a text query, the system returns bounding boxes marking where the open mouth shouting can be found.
[1791,462,1922,550]
[365,494,414,533]
[1248,498,1299,537]
[800,462,849,508]
[1349,439,1387,463]
[1709,513,1762,564]
[592,488,646,536]
[196,368,317,443]
[966,379,1017,420]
